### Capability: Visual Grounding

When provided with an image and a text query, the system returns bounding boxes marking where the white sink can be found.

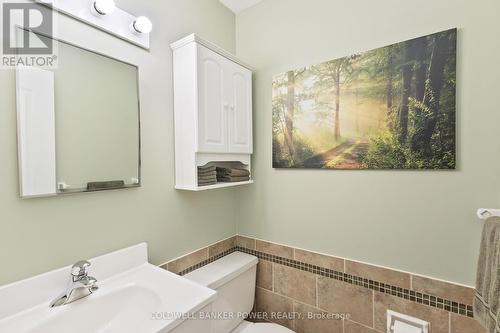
[0,244,216,333]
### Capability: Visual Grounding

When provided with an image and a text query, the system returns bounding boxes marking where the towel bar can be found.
[477,208,500,220]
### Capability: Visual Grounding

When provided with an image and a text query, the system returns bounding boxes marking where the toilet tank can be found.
[184,252,258,333]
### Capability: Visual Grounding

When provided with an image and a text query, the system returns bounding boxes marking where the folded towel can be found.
[198,165,216,173]
[198,180,217,186]
[474,217,500,333]
[198,176,217,182]
[216,167,250,177]
[218,176,250,183]
[198,170,217,177]
[198,176,215,181]
[87,180,125,191]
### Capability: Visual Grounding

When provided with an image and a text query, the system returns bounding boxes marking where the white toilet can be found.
[184,252,294,333]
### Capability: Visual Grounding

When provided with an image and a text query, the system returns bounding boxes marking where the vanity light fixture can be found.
[131,16,153,34]
[38,0,150,49]
[92,0,116,16]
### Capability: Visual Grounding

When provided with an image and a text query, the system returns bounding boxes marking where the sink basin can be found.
[0,244,216,333]
[32,285,161,333]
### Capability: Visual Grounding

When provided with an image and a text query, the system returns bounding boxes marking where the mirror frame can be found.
[15,28,142,198]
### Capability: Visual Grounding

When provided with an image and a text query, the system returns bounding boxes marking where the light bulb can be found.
[93,0,116,15]
[132,16,152,34]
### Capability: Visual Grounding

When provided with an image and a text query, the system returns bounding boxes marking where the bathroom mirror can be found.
[16,32,141,198]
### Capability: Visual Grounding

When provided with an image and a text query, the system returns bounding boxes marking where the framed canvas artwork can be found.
[272,28,457,169]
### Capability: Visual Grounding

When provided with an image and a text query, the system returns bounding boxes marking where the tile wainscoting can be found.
[160,235,485,333]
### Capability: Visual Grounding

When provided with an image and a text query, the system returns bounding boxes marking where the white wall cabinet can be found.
[196,43,252,154]
[171,34,253,191]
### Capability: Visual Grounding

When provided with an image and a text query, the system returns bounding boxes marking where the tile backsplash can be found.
[161,235,485,333]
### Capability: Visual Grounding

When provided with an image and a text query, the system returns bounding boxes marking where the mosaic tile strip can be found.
[177,245,474,318]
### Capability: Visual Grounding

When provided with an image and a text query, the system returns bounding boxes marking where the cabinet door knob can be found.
[230,104,235,110]
[223,103,229,108]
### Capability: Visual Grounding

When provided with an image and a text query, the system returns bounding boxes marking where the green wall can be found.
[0,0,238,285]
[235,0,500,286]
[2,0,497,288]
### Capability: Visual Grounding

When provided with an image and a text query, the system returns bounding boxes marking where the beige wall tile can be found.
[345,260,411,289]
[236,235,256,250]
[257,259,273,291]
[450,313,487,333]
[166,247,209,274]
[318,276,374,327]
[208,236,236,257]
[344,320,379,333]
[295,249,344,272]
[412,275,474,304]
[255,287,294,329]
[256,240,294,259]
[374,292,449,333]
[294,302,343,333]
[274,264,317,306]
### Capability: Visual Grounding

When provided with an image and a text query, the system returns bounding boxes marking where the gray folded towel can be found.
[198,171,217,177]
[198,165,216,173]
[87,180,125,191]
[198,180,217,186]
[218,176,250,183]
[216,167,250,177]
[474,217,500,333]
[198,176,217,182]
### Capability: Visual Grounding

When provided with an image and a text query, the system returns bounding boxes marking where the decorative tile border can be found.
[170,244,473,319]
[162,235,475,321]
[235,246,474,318]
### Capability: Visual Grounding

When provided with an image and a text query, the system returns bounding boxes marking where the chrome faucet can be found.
[50,260,98,307]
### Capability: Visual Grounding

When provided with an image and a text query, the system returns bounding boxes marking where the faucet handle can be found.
[71,260,91,277]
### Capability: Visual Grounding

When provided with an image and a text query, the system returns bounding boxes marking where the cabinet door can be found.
[227,62,253,154]
[197,45,227,153]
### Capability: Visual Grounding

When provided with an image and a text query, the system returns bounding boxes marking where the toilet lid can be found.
[232,322,294,333]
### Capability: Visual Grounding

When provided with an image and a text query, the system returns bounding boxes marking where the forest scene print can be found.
[272,29,457,169]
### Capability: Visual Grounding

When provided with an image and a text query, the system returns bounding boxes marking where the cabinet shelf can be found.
[175,180,254,192]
